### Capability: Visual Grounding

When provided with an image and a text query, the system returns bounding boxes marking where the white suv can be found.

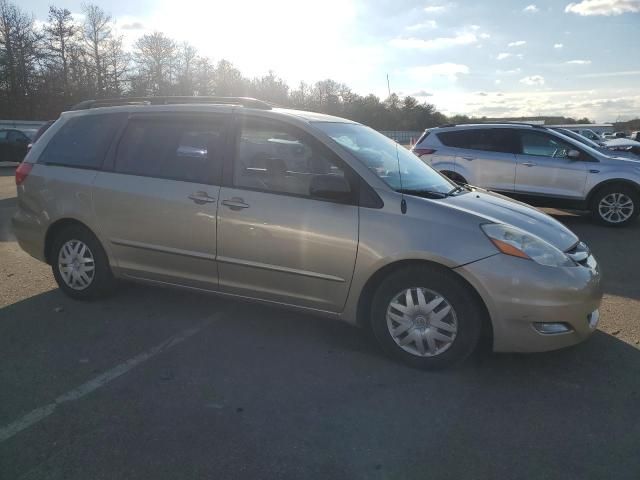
[412,123,640,226]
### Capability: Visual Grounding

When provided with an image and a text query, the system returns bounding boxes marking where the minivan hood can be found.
[436,188,578,251]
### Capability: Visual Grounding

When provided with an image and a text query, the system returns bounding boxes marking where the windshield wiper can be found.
[398,188,449,199]
[448,184,469,195]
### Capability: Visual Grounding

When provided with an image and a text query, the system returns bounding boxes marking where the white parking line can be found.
[0,314,220,443]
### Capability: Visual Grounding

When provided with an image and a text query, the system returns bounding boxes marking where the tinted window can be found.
[234,119,348,197]
[0,131,7,141]
[116,117,225,183]
[437,128,517,153]
[40,114,124,168]
[519,131,575,158]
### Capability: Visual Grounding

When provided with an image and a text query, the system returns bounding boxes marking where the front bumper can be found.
[455,252,603,353]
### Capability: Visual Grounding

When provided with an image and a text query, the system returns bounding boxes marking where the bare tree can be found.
[44,6,77,98]
[81,3,111,96]
[104,35,128,95]
[132,32,176,95]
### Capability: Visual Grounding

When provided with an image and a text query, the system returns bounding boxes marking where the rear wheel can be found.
[51,225,116,300]
[591,184,639,227]
[370,266,483,370]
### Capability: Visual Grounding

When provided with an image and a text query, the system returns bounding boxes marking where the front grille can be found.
[566,241,590,266]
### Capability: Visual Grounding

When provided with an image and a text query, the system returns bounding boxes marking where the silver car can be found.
[413,123,640,226]
[13,98,602,369]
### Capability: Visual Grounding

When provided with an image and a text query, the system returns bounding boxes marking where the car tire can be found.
[370,266,484,370]
[51,225,116,300]
[591,184,640,227]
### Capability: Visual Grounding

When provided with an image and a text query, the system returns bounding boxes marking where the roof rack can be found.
[436,122,546,129]
[68,96,273,111]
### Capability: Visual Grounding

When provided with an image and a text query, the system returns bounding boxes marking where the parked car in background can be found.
[28,120,56,150]
[0,128,31,164]
[413,123,640,226]
[12,97,603,369]
[629,131,640,142]
[604,137,640,156]
[567,128,602,142]
[551,127,639,160]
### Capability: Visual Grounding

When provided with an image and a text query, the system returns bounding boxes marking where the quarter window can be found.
[234,119,348,197]
[115,117,225,183]
[40,113,125,169]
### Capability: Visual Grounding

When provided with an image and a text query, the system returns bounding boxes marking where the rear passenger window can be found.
[234,118,348,197]
[437,129,517,154]
[115,117,225,183]
[40,114,124,169]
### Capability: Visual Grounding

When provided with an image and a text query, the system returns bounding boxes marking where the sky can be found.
[21,0,640,121]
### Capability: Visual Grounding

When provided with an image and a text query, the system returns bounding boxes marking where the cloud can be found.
[408,63,470,81]
[497,53,512,60]
[520,75,545,86]
[423,2,451,13]
[390,32,477,50]
[121,21,145,30]
[578,70,640,78]
[565,0,640,16]
[567,59,592,64]
[508,40,527,47]
[410,89,434,97]
[554,43,564,48]
[496,68,522,74]
[495,79,502,85]
[406,20,437,30]
[479,32,491,39]
[523,4,539,12]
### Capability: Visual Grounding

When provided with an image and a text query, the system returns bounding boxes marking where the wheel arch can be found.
[355,259,493,347]
[586,178,640,209]
[44,218,95,265]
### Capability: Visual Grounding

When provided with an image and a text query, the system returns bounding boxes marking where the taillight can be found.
[15,162,33,186]
[413,148,436,157]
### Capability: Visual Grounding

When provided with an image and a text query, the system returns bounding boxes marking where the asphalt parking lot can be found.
[1,167,639,479]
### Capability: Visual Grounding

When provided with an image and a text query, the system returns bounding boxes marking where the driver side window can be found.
[233,119,347,197]
[519,131,574,158]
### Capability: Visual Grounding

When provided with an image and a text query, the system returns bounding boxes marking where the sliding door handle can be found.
[521,162,537,167]
[222,198,250,210]
[188,192,217,204]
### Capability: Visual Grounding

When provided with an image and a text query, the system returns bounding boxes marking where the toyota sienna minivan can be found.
[13,97,602,369]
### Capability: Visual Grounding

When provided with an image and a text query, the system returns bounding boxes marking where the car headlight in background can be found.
[481,224,574,267]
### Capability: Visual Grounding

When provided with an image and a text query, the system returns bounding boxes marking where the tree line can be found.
[1,0,595,130]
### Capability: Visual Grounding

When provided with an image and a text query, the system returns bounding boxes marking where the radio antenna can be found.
[387,73,406,214]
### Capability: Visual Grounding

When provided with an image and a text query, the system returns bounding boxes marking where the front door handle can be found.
[188,191,217,204]
[522,162,537,167]
[222,198,250,210]
[461,156,475,161]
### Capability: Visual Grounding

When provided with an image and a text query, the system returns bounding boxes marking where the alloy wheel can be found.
[598,193,634,224]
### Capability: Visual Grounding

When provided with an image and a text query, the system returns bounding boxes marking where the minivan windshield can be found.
[313,122,455,194]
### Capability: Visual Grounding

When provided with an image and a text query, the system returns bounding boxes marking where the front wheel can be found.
[370,266,484,370]
[591,184,639,227]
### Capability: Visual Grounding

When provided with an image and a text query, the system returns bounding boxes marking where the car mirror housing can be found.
[568,149,581,160]
[310,174,352,202]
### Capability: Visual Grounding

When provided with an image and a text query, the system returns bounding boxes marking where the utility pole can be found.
[386,74,391,97]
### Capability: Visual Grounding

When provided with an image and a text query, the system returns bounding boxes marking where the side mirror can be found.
[310,174,352,202]
[567,149,581,160]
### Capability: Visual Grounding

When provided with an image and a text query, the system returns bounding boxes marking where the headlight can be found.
[481,224,573,267]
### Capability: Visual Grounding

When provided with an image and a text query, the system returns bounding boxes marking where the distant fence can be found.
[380,130,424,145]
[0,120,46,133]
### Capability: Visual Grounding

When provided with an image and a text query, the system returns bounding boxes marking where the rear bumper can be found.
[12,209,47,262]
[455,253,603,353]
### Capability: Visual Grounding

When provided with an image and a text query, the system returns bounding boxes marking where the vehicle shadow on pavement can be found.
[1,283,639,479]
